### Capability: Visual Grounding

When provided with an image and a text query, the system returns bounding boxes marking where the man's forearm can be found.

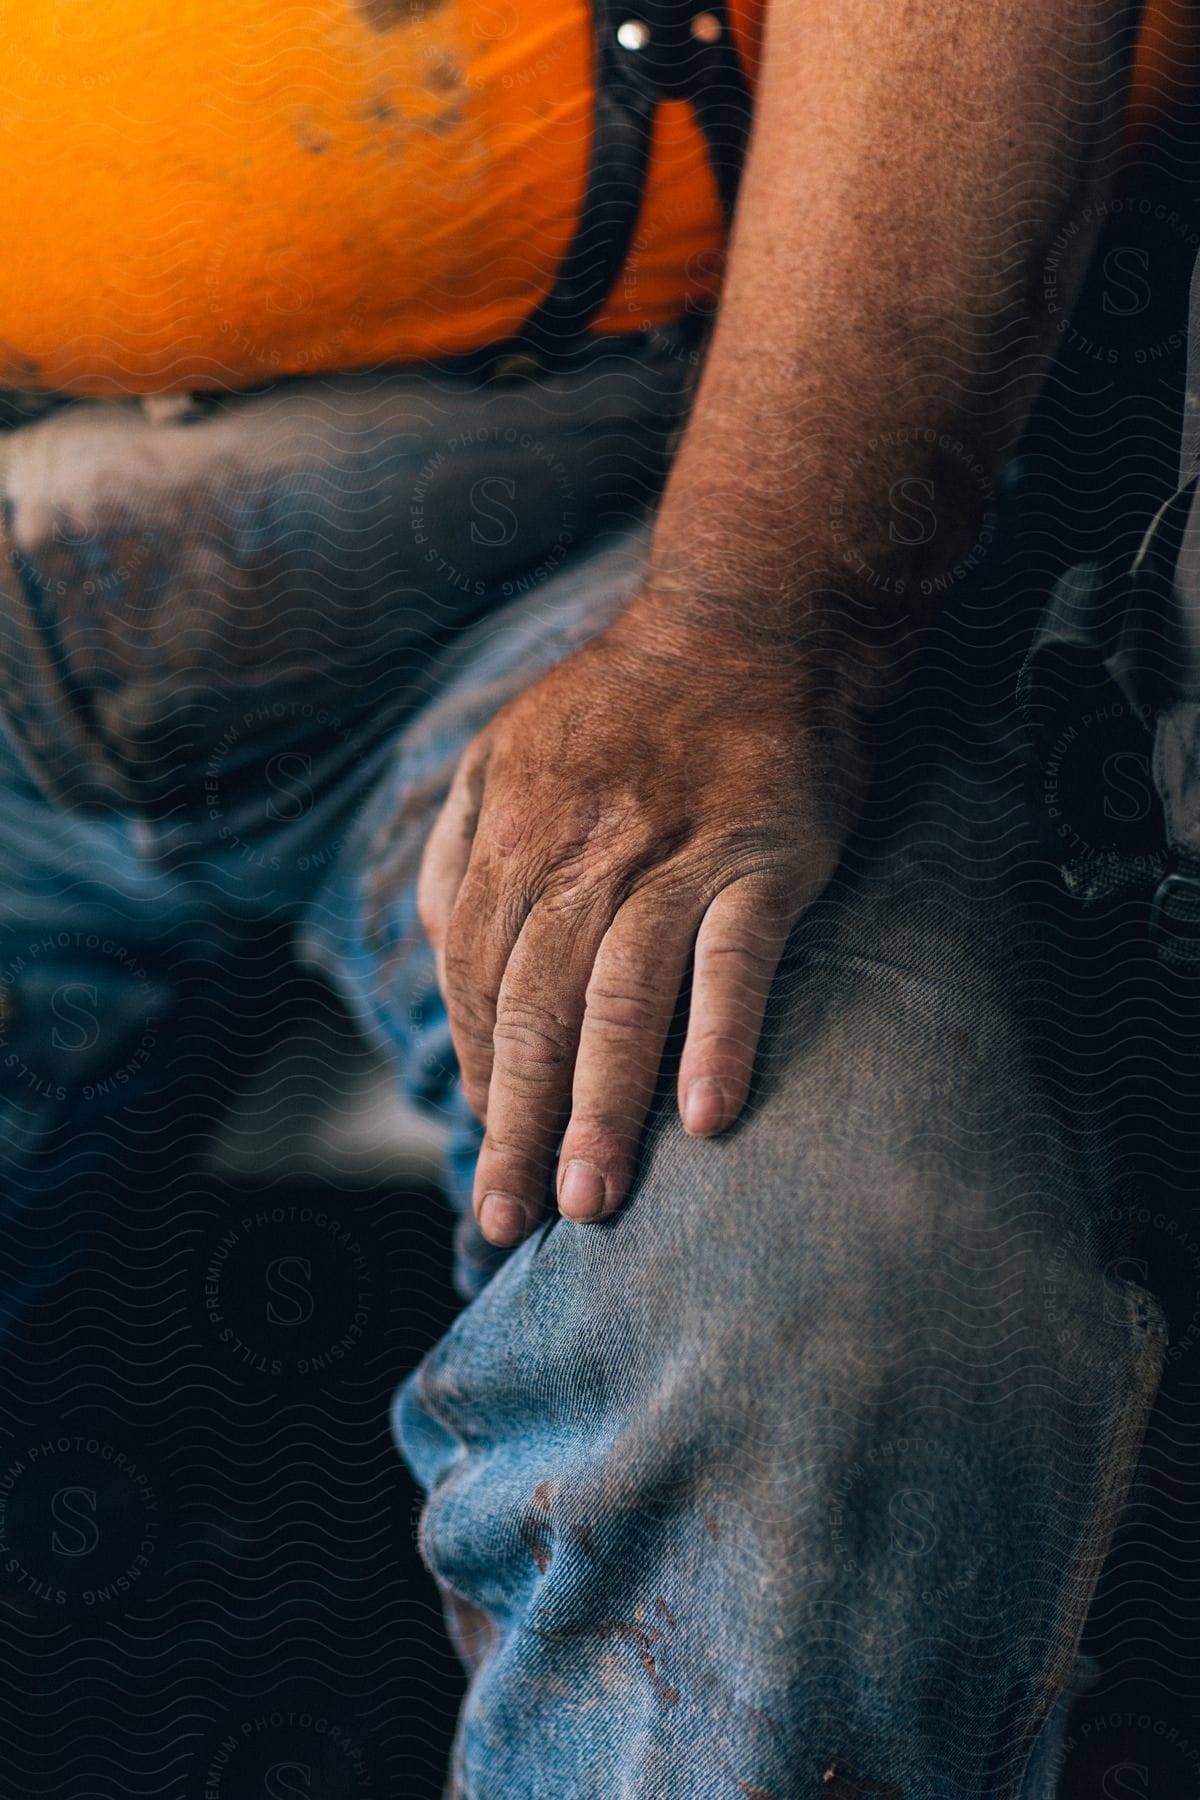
[423,0,1151,1249]
[643,0,1142,629]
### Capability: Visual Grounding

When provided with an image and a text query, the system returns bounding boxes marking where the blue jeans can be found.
[303,540,1166,1799]
[0,353,1167,1798]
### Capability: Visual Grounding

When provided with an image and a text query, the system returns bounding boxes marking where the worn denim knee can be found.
[394,795,1164,1796]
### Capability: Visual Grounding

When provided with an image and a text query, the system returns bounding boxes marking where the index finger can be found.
[472,894,612,1245]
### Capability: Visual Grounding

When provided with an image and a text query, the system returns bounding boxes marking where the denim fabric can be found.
[0,338,691,821]
[0,344,1170,1797]
[0,337,692,1320]
[299,548,1167,1797]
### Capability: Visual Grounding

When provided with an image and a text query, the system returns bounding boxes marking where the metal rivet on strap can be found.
[690,11,721,42]
[616,18,650,51]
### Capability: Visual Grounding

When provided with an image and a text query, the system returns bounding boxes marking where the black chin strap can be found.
[516,0,752,360]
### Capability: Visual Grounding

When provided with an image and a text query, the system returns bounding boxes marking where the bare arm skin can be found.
[419,0,1141,1248]
[643,0,1140,627]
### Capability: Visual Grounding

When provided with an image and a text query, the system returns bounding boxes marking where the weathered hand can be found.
[417,605,874,1246]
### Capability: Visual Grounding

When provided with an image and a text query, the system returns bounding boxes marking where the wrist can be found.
[644,411,1004,634]
[608,577,910,722]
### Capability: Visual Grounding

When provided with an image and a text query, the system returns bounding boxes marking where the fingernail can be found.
[558,1159,607,1221]
[479,1193,527,1244]
[683,1078,725,1136]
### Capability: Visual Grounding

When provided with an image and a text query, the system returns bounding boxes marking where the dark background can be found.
[0,953,464,1799]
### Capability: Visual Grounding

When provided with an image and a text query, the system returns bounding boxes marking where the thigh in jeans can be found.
[0,339,688,1316]
[307,573,1166,1798]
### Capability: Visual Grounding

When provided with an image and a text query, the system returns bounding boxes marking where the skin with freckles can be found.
[419,0,1144,1247]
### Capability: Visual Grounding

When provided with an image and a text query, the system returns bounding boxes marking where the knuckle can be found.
[492,1005,573,1080]
[702,926,783,974]
[711,846,796,900]
[480,1127,554,1173]
[583,980,663,1035]
[538,871,596,915]
[480,793,539,859]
